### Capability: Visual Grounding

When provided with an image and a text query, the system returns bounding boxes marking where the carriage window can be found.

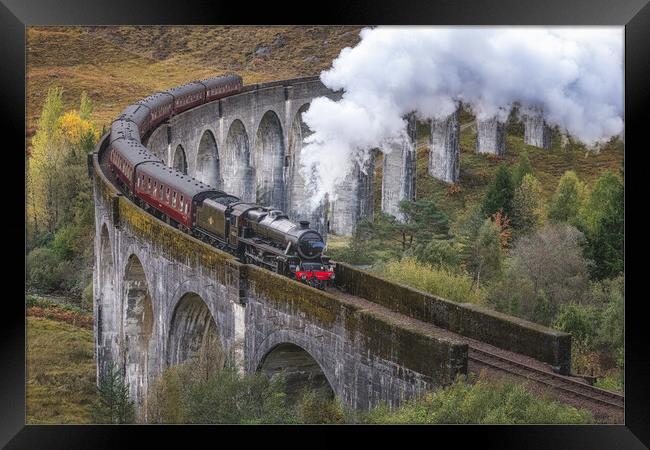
[172,192,177,207]
[148,177,151,190]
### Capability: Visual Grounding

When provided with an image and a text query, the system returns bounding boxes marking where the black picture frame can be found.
[4,0,648,447]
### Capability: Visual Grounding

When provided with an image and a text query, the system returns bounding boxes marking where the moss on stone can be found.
[247,265,466,384]
[336,262,571,373]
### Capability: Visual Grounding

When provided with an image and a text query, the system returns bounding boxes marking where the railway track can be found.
[469,347,624,411]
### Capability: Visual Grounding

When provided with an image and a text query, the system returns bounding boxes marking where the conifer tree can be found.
[482,164,515,218]
[548,171,586,224]
[90,362,135,424]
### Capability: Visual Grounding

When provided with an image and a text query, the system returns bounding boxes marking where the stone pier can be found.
[476,117,506,156]
[329,157,375,236]
[524,109,552,149]
[381,115,417,221]
[429,110,460,183]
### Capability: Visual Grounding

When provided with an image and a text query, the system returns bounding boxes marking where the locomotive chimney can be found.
[299,220,310,229]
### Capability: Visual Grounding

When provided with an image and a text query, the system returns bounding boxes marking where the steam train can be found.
[107,74,335,289]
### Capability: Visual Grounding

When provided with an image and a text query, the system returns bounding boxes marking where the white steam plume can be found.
[299,26,623,209]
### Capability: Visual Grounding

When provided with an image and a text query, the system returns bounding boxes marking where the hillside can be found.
[27,316,95,423]
[26,26,363,133]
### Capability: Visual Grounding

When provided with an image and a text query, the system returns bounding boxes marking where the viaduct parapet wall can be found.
[334,263,571,374]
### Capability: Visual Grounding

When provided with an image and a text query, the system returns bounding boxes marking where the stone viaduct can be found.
[92,76,565,420]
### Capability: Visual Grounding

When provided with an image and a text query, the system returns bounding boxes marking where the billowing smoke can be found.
[299,26,623,208]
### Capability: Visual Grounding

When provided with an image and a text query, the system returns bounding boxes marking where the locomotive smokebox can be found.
[299,220,310,229]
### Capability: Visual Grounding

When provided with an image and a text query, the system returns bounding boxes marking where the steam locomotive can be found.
[107,74,335,289]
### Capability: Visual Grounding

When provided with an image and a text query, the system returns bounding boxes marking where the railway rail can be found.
[469,346,624,413]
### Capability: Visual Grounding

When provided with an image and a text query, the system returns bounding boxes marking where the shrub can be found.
[553,303,597,346]
[374,257,485,304]
[26,247,75,293]
[362,377,593,424]
[297,391,345,424]
[51,224,76,260]
[409,239,461,269]
[147,350,296,424]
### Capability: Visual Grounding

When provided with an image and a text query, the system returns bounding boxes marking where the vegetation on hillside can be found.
[26,316,96,423]
[26,88,98,302]
[145,343,593,424]
[27,26,363,131]
[333,110,624,389]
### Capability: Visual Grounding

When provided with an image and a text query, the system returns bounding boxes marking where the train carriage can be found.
[109,138,161,192]
[199,74,243,102]
[137,92,174,131]
[115,103,151,138]
[134,162,218,229]
[110,119,140,144]
[167,82,206,115]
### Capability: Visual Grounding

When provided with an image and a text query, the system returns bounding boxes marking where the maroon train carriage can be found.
[199,74,243,102]
[110,120,140,144]
[167,82,207,116]
[115,103,152,139]
[137,92,174,132]
[109,138,161,193]
[134,161,220,230]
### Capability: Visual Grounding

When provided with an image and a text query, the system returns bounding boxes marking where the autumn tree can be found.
[26,88,98,297]
[27,87,65,236]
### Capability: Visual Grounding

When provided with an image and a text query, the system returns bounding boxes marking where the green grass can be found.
[26,317,96,424]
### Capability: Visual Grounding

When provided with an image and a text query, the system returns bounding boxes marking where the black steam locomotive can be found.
[107,74,335,289]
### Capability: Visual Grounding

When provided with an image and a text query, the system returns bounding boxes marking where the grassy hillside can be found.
[357,118,623,253]
[26,26,363,134]
[26,316,96,424]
